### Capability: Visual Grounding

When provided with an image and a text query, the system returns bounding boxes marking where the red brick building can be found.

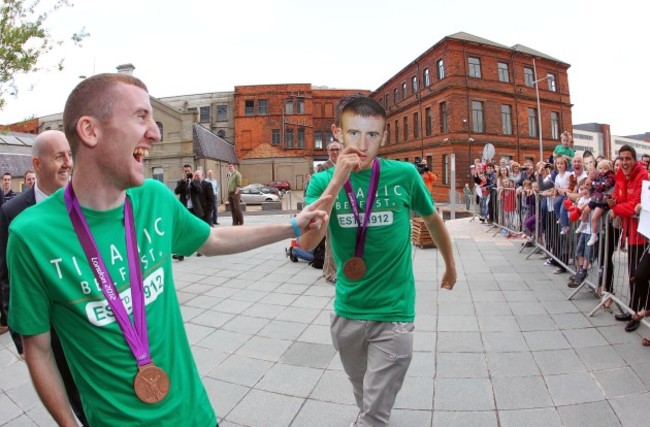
[372,32,572,201]
[233,84,368,190]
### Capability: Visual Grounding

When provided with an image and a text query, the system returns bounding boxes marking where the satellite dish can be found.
[482,143,495,162]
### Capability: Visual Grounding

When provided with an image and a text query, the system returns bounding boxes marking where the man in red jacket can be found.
[609,145,648,333]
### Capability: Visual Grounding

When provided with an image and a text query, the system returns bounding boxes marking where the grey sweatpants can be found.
[330,314,414,427]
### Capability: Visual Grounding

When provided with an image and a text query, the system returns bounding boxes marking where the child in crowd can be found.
[478,171,489,221]
[575,160,615,246]
[499,176,517,234]
[571,183,593,286]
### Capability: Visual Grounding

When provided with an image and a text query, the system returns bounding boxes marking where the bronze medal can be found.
[343,257,366,281]
[133,362,170,404]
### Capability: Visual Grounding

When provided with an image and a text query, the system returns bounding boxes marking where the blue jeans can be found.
[553,196,569,228]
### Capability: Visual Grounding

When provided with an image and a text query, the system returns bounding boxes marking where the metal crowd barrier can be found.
[488,191,650,332]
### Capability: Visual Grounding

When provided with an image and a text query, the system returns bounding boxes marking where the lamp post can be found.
[532,58,549,163]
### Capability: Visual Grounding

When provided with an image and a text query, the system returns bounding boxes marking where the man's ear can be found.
[332,124,342,142]
[76,116,100,149]
[32,157,41,173]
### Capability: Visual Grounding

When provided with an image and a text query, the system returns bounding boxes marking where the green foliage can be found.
[0,0,88,110]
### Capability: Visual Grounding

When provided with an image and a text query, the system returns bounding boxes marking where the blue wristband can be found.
[290,216,302,238]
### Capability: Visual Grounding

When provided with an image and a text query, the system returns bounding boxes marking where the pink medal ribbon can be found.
[341,158,381,281]
[64,184,169,403]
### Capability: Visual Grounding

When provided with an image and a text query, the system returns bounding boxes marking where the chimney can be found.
[116,63,135,75]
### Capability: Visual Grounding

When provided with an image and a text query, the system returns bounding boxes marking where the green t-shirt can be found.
[8,179,216,427]
[553,145,575,167]
[306,158,435,322]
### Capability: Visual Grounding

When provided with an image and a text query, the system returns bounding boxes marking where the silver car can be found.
[239,187,281,204]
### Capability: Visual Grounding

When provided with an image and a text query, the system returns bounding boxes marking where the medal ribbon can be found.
[343,158,381,258]
[64,184,152,366]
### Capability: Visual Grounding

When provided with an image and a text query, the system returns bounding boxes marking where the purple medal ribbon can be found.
[64,184,152,367]
[343,158,381,258]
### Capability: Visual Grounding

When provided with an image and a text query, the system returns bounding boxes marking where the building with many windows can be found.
[233,84,368,190]
[371,32,572,200]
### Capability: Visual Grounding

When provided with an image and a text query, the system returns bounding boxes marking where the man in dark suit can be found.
[196,169,214,225]
[0,130,88,426]
[172,165,203,260]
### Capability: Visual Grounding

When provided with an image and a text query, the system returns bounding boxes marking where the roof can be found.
[0,131,37,147]
[0,153,33,177]
[192,124,238,163]
[573,123,606,132]
[511,44,567,65]
[624,132,650,141]
[446,32,511,50]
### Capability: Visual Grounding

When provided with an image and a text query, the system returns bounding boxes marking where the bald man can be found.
[0,131,87,425]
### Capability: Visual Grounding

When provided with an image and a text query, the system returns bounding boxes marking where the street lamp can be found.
[532,58,550,163]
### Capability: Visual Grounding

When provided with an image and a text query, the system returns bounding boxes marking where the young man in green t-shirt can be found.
[8,74,329,427]
[303,96,456,426]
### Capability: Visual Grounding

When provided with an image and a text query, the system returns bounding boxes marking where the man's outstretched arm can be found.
[197,195,330,256]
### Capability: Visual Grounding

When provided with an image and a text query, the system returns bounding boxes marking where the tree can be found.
[0,0,88,110]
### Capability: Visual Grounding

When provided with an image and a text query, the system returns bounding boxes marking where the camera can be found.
[414,157,429,173]
[186,172,194,179]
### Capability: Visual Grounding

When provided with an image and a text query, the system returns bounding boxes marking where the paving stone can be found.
[551,313,593,329]
[437,315,480,332]
[592,367,647,398]
[533,349,587,375]
[432,411,498,427]
[434,378,495,411]
[281,342,336,369]
[235,336,293,362]
[202,377,249,420]
[574,345,628,371]
[609,393,650,426]
[437,332,484,352]
[515,314,558,331]
[545,372,605,405]
[255,363,323,397]
[562,328,610,348]
[486,351,540,377]
[290,399,359,427]
[498,407,562,427]
[225,389,304,427]
[394,377,434,410]
[556,400,622,427]
[492,376,554,409]
[309,370,356,405]
[478,315,520,332]
[437,352,488,378]
[222,315,270,335]
[474,301,512,315]
[482,331,529,352]
[275,307,320,323]
[257,320,309,341]
[207,354,273,387]
[523,330,572,351]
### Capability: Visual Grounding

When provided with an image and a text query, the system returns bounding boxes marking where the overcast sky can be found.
[1,0,647,136]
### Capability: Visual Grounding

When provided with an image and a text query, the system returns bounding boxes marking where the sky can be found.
[1,0,647,136]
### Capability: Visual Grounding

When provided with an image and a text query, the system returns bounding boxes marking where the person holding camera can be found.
[173,164,204,260]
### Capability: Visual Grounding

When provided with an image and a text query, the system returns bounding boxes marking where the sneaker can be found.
[0,325,8,335]
[574,271,587,285]
[544,258,554,266]
[575,222,588,234]
[554,267,567,274]
[587,234,598,247]
[560,226,570,235]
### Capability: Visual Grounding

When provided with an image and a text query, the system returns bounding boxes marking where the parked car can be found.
[242,184,280,196]
[239,187,281,205]
[267,180,291,193]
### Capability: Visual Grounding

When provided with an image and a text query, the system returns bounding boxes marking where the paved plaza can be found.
[1,215,650,426]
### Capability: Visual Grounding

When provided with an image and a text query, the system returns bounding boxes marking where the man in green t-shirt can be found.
[553,131,576,169]
[8,73,328,427]
[303,96,456,426]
